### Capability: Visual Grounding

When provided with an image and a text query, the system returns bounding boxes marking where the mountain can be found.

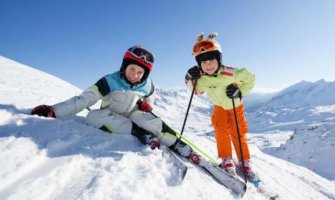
[243,88,278,110]
[247,79,335,132]
[1,55,335,200]
[266,121,335,180]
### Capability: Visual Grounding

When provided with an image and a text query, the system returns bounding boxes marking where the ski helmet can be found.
[120,45,155,83]
[192,33,222,68]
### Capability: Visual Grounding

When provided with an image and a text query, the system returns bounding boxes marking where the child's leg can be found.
[129,111,177,147]
[129,111,193,157]
[86,108,132,133]
[212,106,232,159]
[228,104,250,161]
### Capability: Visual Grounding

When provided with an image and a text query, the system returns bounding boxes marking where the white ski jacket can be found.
[53,71,154,118]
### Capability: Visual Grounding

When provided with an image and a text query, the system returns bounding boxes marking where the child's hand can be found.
[186,66,201,80]
[226,84,242,99]
[31,105,56,118]
[138,100,153,112]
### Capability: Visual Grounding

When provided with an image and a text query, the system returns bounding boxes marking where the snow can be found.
[1,55,335,199]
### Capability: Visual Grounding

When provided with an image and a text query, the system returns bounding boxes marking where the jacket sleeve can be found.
[235,68,255,96]
[53,76,112,118]
[52,86,101,118]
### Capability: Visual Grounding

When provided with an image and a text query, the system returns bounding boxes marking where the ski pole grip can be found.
[232,89,240,99]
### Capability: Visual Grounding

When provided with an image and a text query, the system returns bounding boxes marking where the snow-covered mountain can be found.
[1,55,335,200]
[243,88,278,110]
[247,79,335,132]
[266,121,335,180]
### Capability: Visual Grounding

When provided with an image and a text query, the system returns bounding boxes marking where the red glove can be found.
[31,105,56,118]
[150,137,160,150]
[138,101,153,112]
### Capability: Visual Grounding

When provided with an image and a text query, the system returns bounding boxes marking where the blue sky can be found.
[1,0,334,91]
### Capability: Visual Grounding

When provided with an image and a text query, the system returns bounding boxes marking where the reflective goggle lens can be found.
[129,47,154,64]
[193,41,215,55]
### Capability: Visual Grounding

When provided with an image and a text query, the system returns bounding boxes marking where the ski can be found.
[160,145,188,183]
[234,161,279,200]
[167,146,246,196]
[197,159,247,196]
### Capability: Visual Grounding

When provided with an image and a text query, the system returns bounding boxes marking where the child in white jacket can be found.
[31,45,196,159]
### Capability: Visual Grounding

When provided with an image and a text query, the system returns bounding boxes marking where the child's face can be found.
[201,59,219,75]
[125,64,145,83]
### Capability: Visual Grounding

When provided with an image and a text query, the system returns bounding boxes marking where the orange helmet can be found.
[192,33,222,56]
[192,33,222,68]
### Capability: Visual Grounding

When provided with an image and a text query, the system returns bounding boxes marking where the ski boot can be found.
[240,160,256,180]
[220,157,236,176]
[174,141,193,157]
[173,141,201,165]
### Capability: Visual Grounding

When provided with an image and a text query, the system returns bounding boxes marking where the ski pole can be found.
[231,89,247,183]
[137,99,220,165]
[180,79,198,137]
[136,77,197,132]
[169,79,198,150]
[148,109,220,165]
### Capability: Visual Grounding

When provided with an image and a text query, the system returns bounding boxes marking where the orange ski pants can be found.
[211,104,250,161]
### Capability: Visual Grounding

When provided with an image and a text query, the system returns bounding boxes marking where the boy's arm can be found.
[52,87,101,118]
[52,76,108,118]
[235,68,255,97]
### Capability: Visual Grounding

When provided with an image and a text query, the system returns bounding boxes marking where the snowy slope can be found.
[0,56,82,108]
[264,121,335,180]
[1,56,335,200]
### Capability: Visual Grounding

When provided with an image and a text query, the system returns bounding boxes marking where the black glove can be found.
[185,66,201,80]
[226,84,242,99]
[31,105,56,118]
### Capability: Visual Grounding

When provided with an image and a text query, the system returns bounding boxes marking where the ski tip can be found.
[238,185,247,197]
[180,168,188,180]
[269,194,280,200]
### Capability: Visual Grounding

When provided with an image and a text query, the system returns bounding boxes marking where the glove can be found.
[150,137,160,150]
[226,84,242,99]
[138,100,153,112]
[185,66,201,80]
[31,105,56,118]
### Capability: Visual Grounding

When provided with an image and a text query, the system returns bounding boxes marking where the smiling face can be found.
[124,64,145,84]
[200,58,219,75]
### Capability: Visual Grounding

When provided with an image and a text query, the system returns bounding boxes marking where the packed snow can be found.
[1,55,335,200]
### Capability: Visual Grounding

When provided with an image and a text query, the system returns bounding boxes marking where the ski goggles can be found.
[192,40,217,55]
[127,47,154,65]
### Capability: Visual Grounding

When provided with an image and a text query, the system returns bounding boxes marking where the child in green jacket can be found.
[185,33,255,177]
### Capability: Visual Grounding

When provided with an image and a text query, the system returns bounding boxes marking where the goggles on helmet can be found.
[192,40,218,56]
[124,46,154,70]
